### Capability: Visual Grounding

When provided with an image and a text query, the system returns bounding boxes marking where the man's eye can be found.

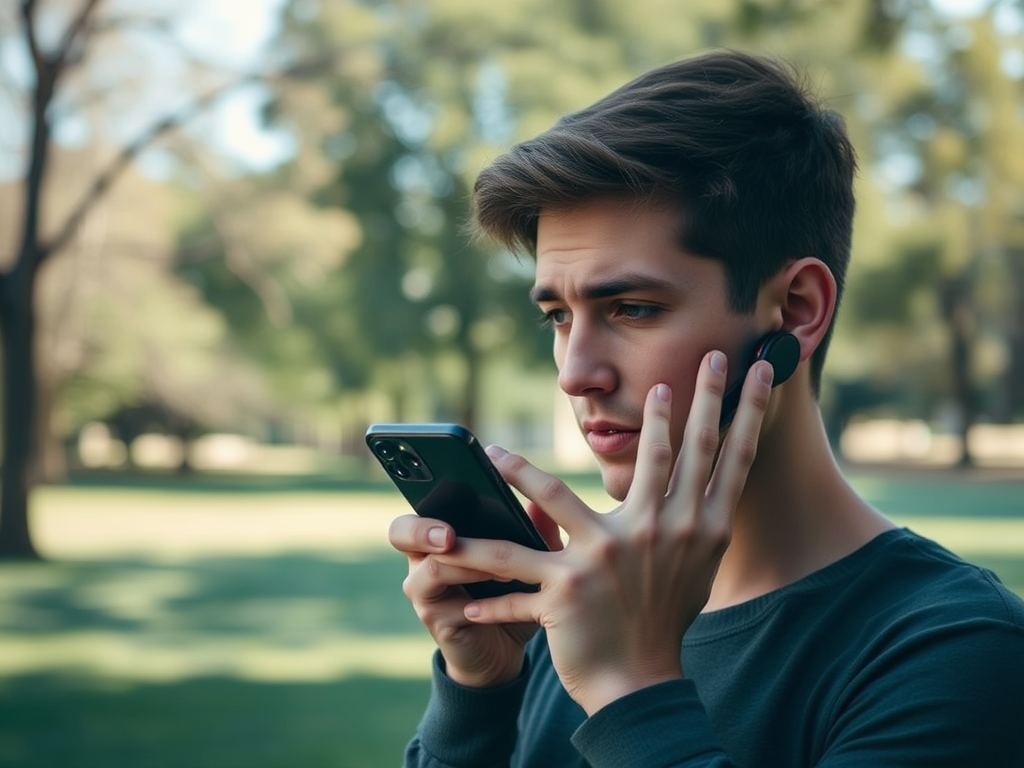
[539,308,569,327]
[615,304,661,321]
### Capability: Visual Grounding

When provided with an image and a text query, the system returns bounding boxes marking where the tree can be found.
[0,0,336,557]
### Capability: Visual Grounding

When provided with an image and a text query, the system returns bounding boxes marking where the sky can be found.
[174,0,294,170]
[0,0,293,179]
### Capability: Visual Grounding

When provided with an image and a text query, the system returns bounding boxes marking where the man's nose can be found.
[556,322,617,397]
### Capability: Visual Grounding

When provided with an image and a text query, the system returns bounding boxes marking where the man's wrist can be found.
[577,669,685,716]
[442,655,526,689]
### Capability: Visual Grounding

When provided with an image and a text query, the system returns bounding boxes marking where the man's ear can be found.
[768,257,837,362]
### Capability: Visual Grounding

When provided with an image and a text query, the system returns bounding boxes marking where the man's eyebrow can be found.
[529,274,677,304]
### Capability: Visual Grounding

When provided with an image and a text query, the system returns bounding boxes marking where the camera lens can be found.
[373,441,396,460]
[392,463,410,479]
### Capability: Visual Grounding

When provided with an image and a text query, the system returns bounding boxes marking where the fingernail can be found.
[655,383,671,402]
[464,603,481,619]
[710,351,727,374]
[756,362,774,386]
[485,444,508,460]
[428,526,448,548]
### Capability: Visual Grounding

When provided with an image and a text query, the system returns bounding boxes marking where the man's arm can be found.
[403,652,531,768]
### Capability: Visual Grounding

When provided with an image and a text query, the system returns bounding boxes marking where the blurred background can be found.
[1,0,1022,766]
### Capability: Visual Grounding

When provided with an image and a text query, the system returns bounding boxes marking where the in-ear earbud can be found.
[719,331,800,430]
[753,331,800,387]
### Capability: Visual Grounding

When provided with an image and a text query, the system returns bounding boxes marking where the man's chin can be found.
[599,463,634,502]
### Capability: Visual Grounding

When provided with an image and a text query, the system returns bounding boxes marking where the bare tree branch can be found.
[52,0,104,74]
[82,14,247,79]
[20,1,43,80]
[40,53,338,264]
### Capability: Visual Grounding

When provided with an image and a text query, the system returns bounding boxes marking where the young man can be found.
[388,50,1024,767]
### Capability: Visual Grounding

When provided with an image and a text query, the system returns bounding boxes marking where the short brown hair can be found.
[473,50,857,391]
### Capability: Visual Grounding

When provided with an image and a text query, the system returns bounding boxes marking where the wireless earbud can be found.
[718,331,800,430]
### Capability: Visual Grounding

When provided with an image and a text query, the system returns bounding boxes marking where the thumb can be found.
[527,501,564,551]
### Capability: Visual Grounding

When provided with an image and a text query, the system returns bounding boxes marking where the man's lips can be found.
[583,422,641,455]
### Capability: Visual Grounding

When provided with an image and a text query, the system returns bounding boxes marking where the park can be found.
[3,0,1024,765]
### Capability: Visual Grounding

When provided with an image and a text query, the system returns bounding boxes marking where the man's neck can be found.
[704,385,894,612]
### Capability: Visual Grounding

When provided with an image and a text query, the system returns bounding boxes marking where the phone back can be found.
[366,424,547,598]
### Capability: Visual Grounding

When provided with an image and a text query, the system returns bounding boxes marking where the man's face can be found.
[532,198,760,500]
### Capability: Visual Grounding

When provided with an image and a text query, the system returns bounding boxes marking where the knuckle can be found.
[667,516,698,544]
[491,540,515,571]
[500,594,518,622]
[590,529,625,565]
[697,425,720,456]
[402,573,417,601]
[560,566,592,599]
[646,439,675,469]
[731,435,759,467]
[628,521,660,550]
[434,622,462,646]
[538,475,571,505]
[711,526,732,554]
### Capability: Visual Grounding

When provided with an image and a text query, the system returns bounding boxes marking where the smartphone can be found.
[366,423,549,598]
[718,331,800,430]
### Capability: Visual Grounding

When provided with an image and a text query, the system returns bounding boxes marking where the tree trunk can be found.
[34,366,67,484]
[0,263,41,559]
[460,345,480,434]
[999,250,1024,422]
[940,274,975,468]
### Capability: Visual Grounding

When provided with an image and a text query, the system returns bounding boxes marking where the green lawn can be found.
[0,470,1021,768]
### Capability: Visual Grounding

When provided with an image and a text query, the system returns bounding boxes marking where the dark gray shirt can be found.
[405,528,1024,767]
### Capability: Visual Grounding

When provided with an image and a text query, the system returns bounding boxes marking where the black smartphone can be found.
[366,423,549,598]
[718,331,800,430]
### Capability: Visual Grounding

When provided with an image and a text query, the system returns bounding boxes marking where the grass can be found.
[0,469,1022,767]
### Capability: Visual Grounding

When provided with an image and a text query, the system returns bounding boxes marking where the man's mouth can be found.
[584,424,641,455]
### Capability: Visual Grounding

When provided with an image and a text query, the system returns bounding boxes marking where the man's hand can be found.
[435,351,773,714]
[388,501,563,688]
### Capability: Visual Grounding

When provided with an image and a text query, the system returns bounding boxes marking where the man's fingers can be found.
[670,351,728,504]
[486,445,597,537]
[433,535,551,586]
[464,591,540,626]
[624,383,676,511]
[403,552,508,602]
[707,360,773,516]
[388,514,454,555]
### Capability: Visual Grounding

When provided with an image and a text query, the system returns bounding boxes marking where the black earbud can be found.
[718,331,800,430]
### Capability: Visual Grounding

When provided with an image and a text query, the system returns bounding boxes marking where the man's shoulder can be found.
[865,528,1024,625]
[880,528,1024,606]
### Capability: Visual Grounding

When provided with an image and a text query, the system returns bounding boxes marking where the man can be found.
[388,50,1024,767]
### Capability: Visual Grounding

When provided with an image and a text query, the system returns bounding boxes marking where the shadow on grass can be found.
[0,552,422,638]
[0,551,434,767]
[0,672,429,768]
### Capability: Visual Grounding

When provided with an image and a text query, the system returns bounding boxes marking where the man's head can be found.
[472,50,857,497]
[474,50,857,392]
